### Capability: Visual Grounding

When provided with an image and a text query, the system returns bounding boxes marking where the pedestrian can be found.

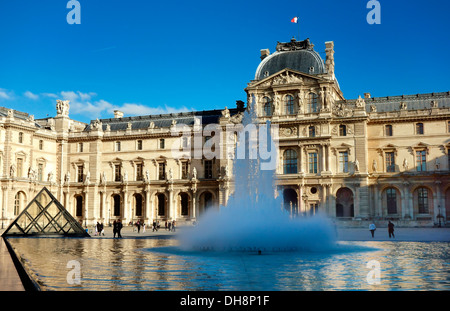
[100,222,105,236]
[95,222,99,236]
[165,221,168,231]
[113,220,118,238]
[142,222,146,233]
[117,219,123,238]
[172,220,176,232]
[136,220,141,233]
[388,221,395,238]
[369,222,376,238]
[168,221,172,231]
[96,222,102,237]
[152,220,157,232]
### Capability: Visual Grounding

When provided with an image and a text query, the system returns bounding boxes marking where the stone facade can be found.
[0,38,449,228]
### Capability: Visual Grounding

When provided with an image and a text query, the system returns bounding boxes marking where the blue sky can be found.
[0,0,449,123]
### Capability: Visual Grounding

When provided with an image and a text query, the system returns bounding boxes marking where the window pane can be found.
[418,188,428,213]
[285,95,294,115]
[386,152,395,172]
[416,151,426,171]
[283,149,297,174]
[339,152,348,173]
[386,188,397,214]
[308,152,318,174]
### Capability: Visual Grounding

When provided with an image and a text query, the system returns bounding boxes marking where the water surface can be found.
[8,237,450,291]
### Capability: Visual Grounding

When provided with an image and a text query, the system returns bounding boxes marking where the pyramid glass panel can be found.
[1,187,90,237]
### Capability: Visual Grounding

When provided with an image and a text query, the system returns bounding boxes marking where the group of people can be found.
[369,221,395,238]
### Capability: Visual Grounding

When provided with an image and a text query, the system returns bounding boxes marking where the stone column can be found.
[435,181,442,223]
[145,185,151,224]
[123,186,128,222]
[83,188,89,226]
[168,186,174,220]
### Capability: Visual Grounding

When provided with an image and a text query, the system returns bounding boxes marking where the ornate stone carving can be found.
[221,107,230,118]
[332,102,353,117]
[355,95,365,108]
[56,100,70,116]
[279,127,298,137]
[276,38,313,51]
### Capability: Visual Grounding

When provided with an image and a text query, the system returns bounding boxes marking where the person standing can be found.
[369,222,376,238]
[172,220,176,232]
[117,219,123,238]
[113,220,118,238]
[388,221,395,238]
[136,220,141,233]
[152,220,157,232]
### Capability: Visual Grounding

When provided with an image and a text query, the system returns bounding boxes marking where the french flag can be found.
[291,17,298,23]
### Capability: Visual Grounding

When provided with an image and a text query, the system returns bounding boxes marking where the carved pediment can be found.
[249,69,318,89]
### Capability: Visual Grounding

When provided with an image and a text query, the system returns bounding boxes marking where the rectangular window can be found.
[309,126,315,138]
[416,150,427,171]
[115,141,121,152]
[37,163,44,182]
[78,143,83,153]
[18,132,23,144]
[158,163,166,180]
[77,165,84,183]
[385,152,395,172]
[115,164,121,182]
[16,158,23,177]
[159,139,165,149]
[137,140,143,151]
[339,125,347,136]
[204,160,213,179]
[416,123,424,135]
[308,152,318,174]
[385,125,393,136]
[39,140,44,150]
[338,151,348,173]
[136,163,143,181]
[182,161,189,179]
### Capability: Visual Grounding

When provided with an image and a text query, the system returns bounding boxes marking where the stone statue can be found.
[370,105,377,112]
[403,158,409,171]
[145,169,150,182]
[56,100,70,116]
[354,159,360,172]
[65,171,71,183]
[372,159,377,173]
[192,167,197,180]
[101,171,106,184]
[85,171,90,185]
[28,167,36,180]
[47,171,53,182]
[435,158,440,170]
[224,165,229,178]
[168,168,173,181]
[221,107,230,118]
[10,164,16,177]
[123,170,128,182]
[400,102,407,110]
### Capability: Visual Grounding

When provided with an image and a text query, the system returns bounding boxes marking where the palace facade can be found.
[1,38,449,228]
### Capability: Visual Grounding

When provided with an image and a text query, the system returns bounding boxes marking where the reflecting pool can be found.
[7,237,450,291]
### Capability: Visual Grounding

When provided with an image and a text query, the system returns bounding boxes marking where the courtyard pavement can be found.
[72,225,450,242]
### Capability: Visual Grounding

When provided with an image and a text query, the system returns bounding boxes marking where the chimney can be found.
[364,93,371,99]
[324,41,335,77]
[260,49,270,61]
[114,110,124,119]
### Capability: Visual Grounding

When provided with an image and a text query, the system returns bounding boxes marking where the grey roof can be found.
[362,92,450,113]
[0,107,42,128]
[255,39,326,80]
[84,108,244,132]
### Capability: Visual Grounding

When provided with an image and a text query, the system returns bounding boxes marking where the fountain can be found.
[179,98,337,253]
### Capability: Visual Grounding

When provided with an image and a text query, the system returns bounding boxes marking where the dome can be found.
[255,38,326,80]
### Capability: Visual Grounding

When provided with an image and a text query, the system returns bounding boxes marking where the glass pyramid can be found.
[1,187,90,237]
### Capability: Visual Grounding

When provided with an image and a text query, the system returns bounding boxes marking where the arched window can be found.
[386,188,397,214]
[283,149,298,174]
[76,196,83,217]
[417,187,429,214]
[113,194,121,216]
[157,193,166,216]
[134,194,143,217]
[263,97,272,116]
[285,95,295,115]
[308,93,318,113]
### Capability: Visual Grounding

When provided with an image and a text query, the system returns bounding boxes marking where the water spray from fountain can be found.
[179,97,337,253]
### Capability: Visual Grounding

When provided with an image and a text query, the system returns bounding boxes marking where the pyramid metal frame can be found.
[1,187,90,237]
